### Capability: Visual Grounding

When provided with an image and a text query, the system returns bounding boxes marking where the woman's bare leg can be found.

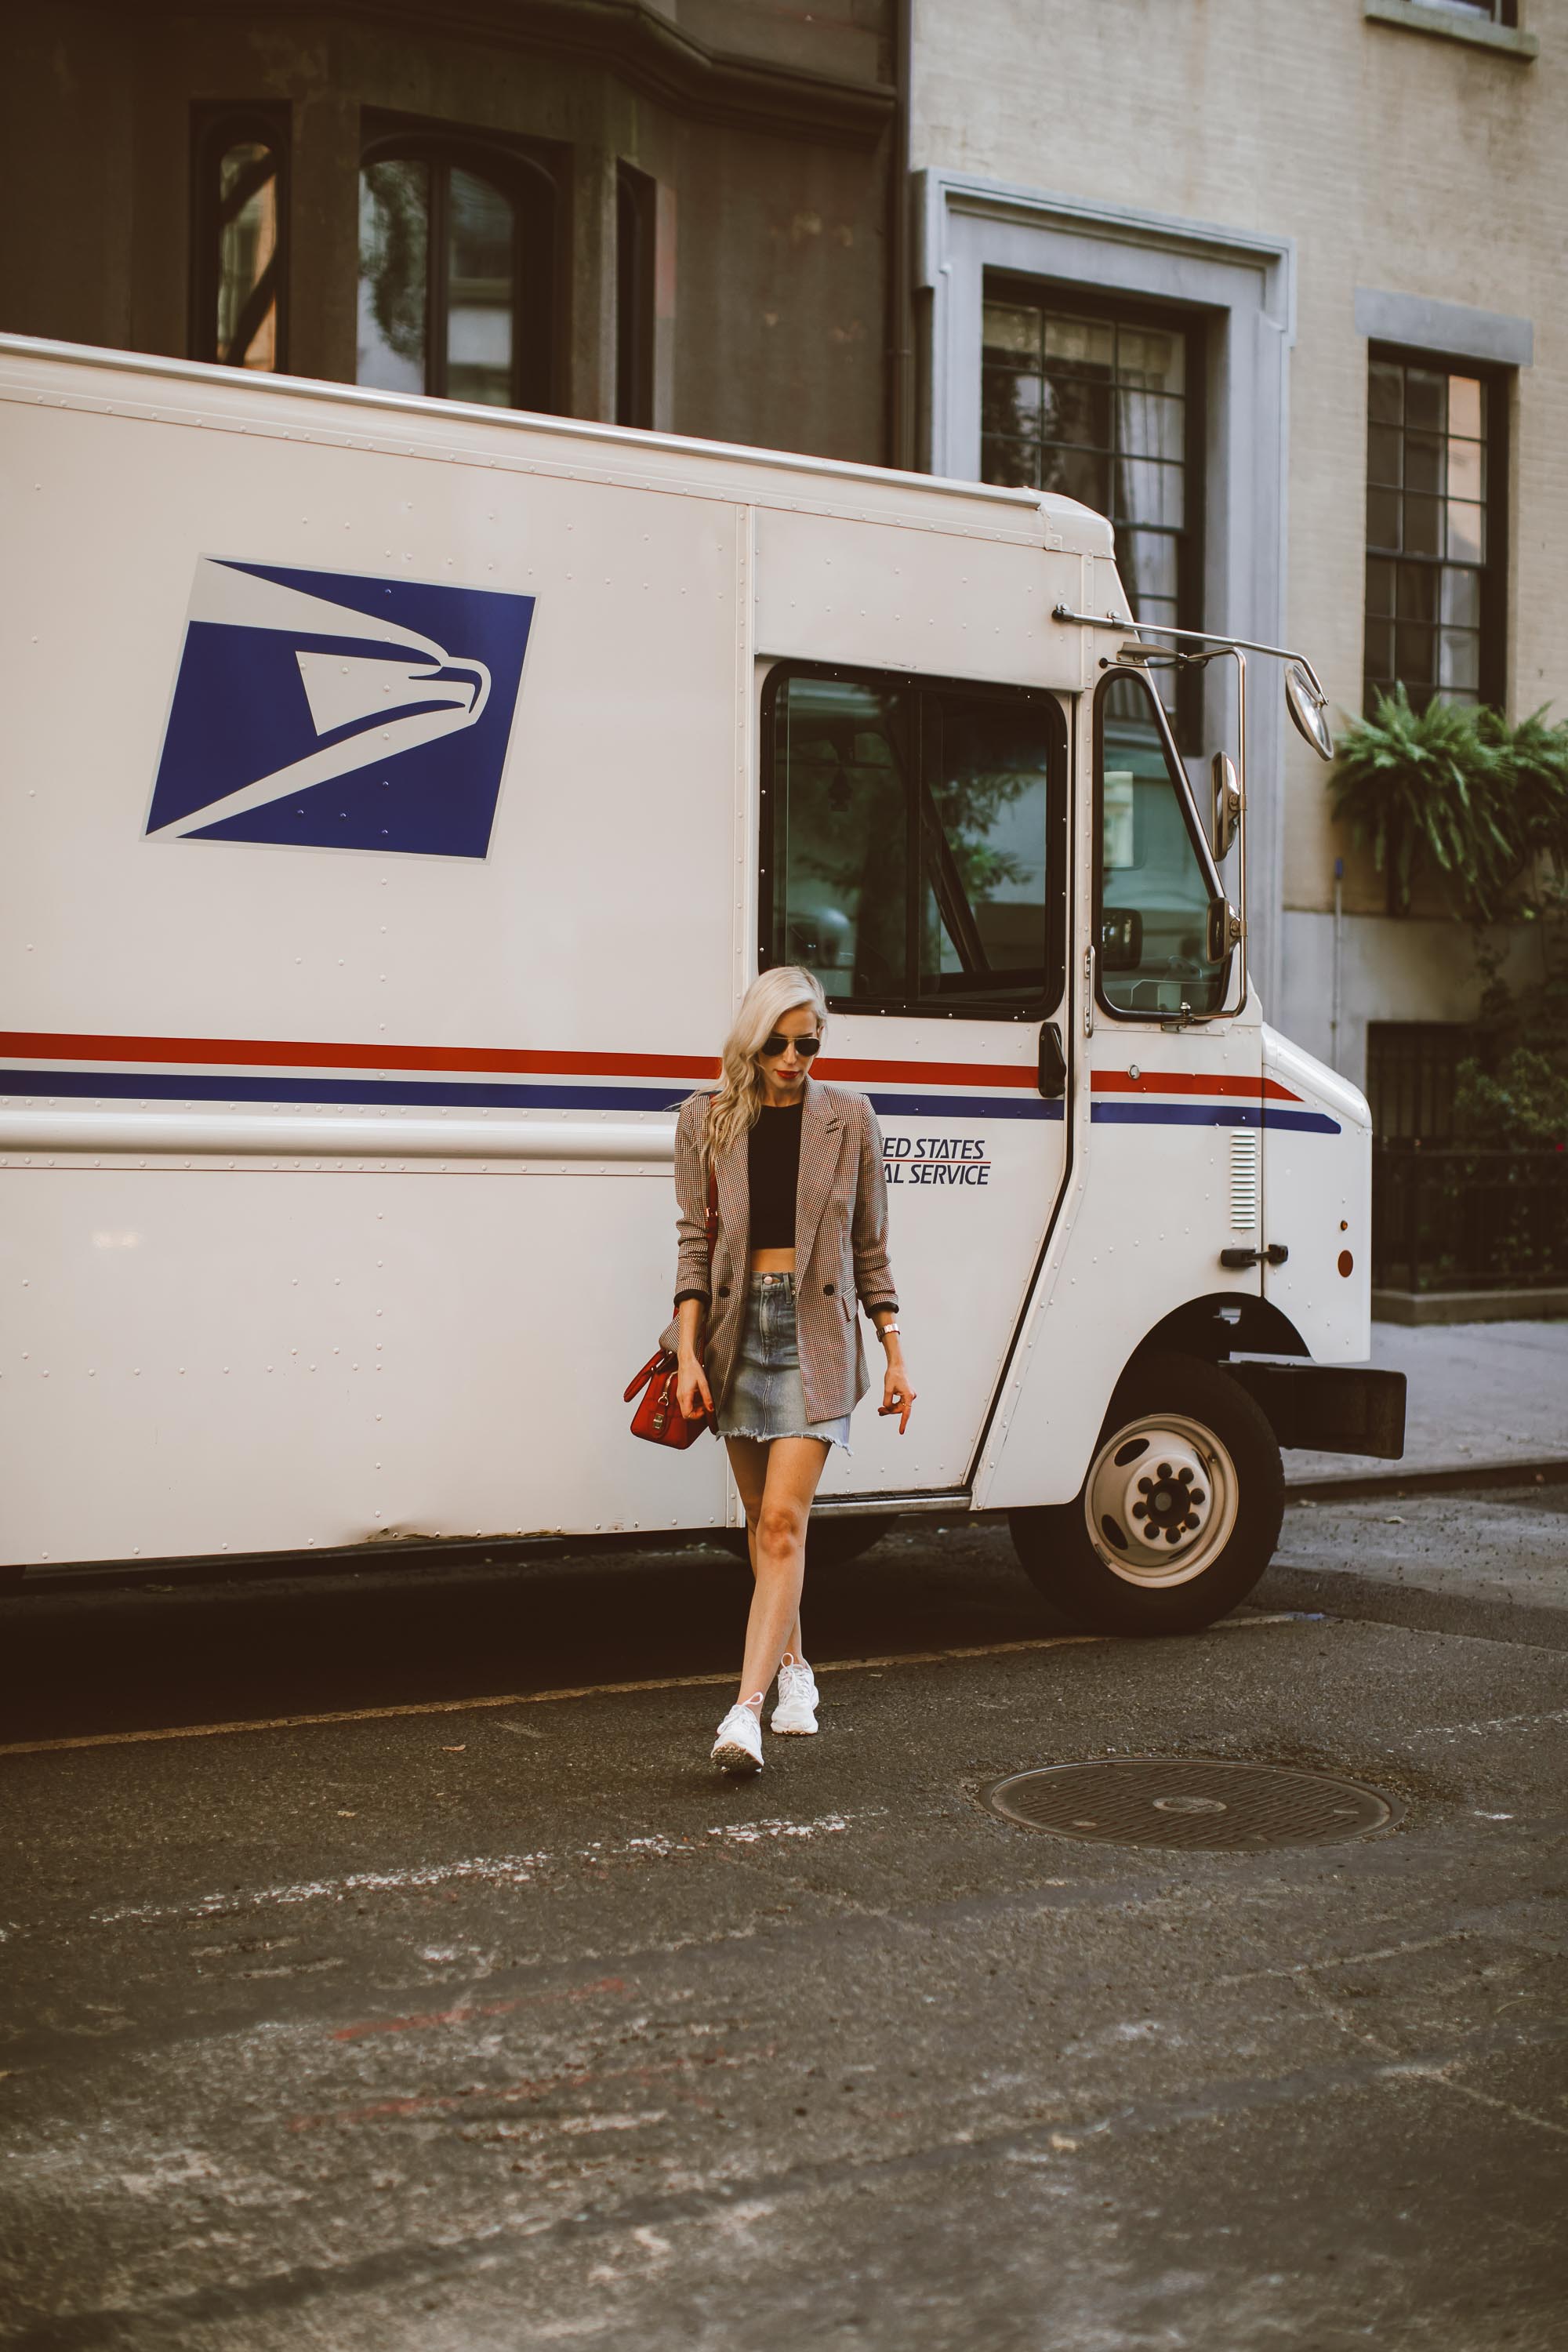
[725,1436,804,1665]
[724,1436,827,1706]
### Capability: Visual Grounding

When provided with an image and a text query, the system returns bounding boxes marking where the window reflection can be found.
[216,140,279,368]
[1097,668,1226,1018]
[770,671,1062,1011]
[357,144,547,410]
[358,157,429,396]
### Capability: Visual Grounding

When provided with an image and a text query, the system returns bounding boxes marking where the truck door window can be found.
[765,666,1065,1014]
[1094,667,1227,1017]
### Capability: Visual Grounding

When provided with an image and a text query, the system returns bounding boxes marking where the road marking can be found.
[0,1613,1306,1760]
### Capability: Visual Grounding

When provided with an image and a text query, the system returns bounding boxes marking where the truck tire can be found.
[715,1515,895,1574]
[1008,1352,1284,1637]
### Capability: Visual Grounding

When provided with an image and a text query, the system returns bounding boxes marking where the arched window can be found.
[191,107,289,371]
[357,140,556,412]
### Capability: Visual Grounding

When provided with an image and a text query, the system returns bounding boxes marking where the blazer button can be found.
[823,1282,836,1296]
[718,1284,730,1298]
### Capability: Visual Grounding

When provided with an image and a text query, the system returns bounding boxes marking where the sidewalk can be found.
[1281,1316,1568,1486]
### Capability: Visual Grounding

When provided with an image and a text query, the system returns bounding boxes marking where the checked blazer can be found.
[661,1078,898,1426]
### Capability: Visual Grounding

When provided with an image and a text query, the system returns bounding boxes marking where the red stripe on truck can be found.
[0,1030,1040,1091]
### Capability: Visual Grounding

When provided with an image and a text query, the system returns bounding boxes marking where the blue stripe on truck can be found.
[0,1070,1062,1121]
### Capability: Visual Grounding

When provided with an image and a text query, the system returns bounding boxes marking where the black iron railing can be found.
[1372,1143,1568,1293]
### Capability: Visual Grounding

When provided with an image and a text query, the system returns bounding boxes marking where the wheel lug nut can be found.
[1156,1462,1172,1479]
[1190,1489,1205,1506]
[1178,1467,1192,1483]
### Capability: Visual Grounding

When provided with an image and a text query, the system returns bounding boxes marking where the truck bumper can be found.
[1227,1363,1407,1460]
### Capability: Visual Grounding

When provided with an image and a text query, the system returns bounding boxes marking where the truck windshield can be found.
[1094,667,1229,1018]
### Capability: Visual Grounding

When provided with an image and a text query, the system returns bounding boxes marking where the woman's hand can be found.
[878,1352,916,1435]
[677,1354,715,1425]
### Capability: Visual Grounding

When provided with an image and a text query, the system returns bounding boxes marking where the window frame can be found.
[758,659,1070,1024]
[189,103,292,372]
[615,162,656,430]
[1091,662,1235,1025]
[981,272,1208,752]
[1363,340,1510,715]
[358,124,561,413]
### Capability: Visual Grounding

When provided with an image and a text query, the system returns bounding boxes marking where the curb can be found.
[1283,1457,1568,1505]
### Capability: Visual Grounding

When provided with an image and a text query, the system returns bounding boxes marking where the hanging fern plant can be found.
[1330,688,1568,924]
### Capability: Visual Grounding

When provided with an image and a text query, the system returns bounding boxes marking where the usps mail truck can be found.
[1,335,1403,1630]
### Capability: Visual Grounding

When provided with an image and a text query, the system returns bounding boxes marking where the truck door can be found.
[760,663,1072,1497]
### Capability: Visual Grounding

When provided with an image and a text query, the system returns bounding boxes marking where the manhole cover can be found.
[982,1758,1399,1850]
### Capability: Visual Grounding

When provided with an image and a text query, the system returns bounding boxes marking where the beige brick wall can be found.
[912,0,1566,925]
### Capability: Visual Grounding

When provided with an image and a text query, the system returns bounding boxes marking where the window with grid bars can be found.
[1363,350,1504,714]
[981,283,1201,742]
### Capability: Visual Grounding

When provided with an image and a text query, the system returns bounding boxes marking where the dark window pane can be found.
[1363,619,1395,678]
[1097,667,1225,1017]
[1367,424,1401,487]
[1366,557,1396,616]
[446,168,515,408]
[1040,372,1112,447]
[1405,368,1446,434]
[1396,620,1436,680]
[1038,444,1109,508]
[920,696,1052,994]
[1367,485,1401,550]
[1403,495,1443,558]
[1369,363,1403,426]
[358,157,429,394]
[981,435,1041,490]
[215,141,279,369]
[773,677,912,1003]
[1404,434,1444,495]
[1396,563,1437,621]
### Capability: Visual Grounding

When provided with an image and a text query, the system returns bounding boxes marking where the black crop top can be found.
[747,1100,802,1249]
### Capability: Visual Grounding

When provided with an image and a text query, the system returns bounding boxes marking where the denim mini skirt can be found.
[717,1272,852,1451]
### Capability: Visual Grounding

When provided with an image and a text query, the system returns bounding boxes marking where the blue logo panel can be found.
[147,559,534,858]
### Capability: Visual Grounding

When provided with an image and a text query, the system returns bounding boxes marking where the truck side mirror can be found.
[1206,897,1244,964]
[1285,661,1334,761]
[1099,907,1142,971]
[1210,752,1241,860]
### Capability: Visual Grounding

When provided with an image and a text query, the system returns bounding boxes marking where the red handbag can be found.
[626,1162,719,1448]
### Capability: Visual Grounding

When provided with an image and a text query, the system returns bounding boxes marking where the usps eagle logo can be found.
[145,559,535,858]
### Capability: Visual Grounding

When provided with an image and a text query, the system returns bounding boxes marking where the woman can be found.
[666,967,915,1774]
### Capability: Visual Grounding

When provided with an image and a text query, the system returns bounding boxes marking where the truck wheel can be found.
[715,1515,895,1573]
[1008,1352,1283,1636]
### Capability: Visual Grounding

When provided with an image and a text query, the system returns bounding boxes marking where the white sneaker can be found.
[711,1702,764,1773]
[771,1657,819,1737]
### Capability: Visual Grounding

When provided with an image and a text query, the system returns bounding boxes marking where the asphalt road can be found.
[1,1492,1564,2351]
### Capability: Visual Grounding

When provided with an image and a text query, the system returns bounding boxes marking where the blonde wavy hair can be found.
[699,966,829,1167]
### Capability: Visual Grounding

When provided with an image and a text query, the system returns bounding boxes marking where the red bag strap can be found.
[623,1349,668,1403]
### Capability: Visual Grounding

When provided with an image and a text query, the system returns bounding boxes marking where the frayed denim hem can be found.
[717,1425,852,1454]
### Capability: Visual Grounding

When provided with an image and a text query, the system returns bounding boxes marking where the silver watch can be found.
[877,1320,902,1340]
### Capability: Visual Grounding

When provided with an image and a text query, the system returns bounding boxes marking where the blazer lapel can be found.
[713,1116,750,1273]
[793,1079,846,1275]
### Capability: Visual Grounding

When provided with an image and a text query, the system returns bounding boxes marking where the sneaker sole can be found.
[711,1740,763,1773]
[769,1716,818,1736]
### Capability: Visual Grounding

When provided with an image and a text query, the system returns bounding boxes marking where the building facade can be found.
[910,0,1559,1109]
[0,0,900,463]
[3,0,1559,1116]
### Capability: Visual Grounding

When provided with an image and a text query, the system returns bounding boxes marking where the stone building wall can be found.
[911,0,1563,1091]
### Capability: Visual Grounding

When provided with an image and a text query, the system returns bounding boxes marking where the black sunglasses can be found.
[759,1033,822,1060]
